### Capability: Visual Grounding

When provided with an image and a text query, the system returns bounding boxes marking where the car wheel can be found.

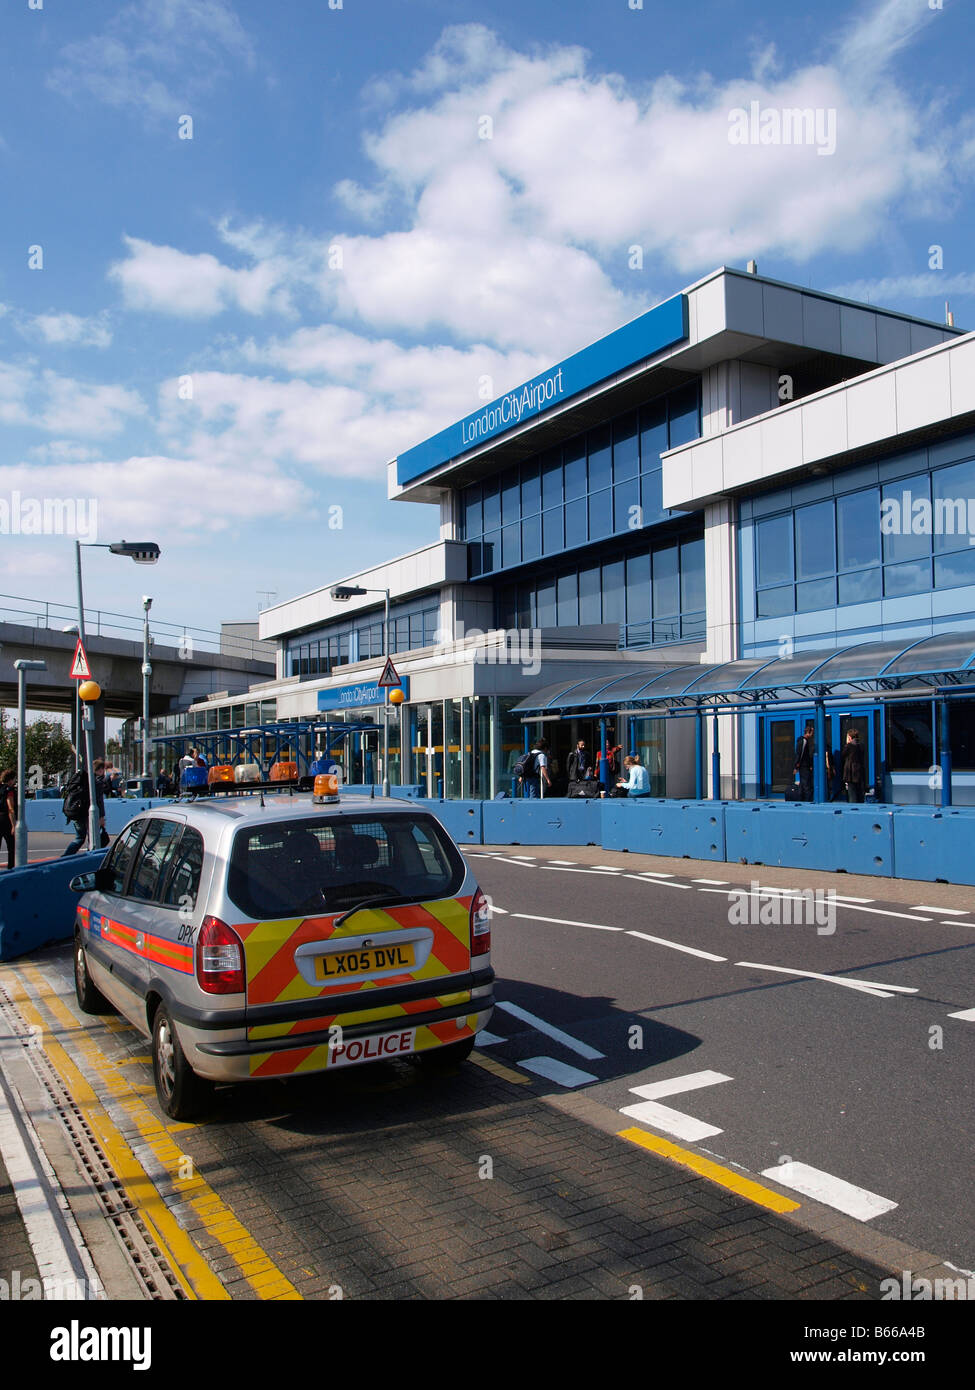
[74,932,111,1014]
[152,1004,211,1121]
[416,1036,476,1069]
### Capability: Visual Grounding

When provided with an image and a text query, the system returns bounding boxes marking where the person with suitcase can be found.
[793,722,816,801]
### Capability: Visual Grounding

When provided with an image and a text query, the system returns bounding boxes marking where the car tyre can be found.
[416,1036,476,1070]
[152,1004,211,1121]
[74,932,111,1014]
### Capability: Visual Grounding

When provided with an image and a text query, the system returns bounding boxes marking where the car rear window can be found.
[225,814,465,920]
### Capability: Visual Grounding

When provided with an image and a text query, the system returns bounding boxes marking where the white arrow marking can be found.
[619,1070,733,1142]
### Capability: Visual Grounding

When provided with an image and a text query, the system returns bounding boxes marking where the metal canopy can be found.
[510,632,975,716]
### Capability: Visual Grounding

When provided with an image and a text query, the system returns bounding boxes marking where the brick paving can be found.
[161,1057,897,1301]
[0,1149,41,1293]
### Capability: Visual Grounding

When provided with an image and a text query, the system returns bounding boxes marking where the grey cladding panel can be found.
[840,305,878,362]
[724,275,766,338]
[876,315,912,364]
[762,285,804,344]
[802,296,841,352]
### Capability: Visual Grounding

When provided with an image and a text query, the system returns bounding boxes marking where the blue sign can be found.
[318,677,409,711]
[396,293,688,487]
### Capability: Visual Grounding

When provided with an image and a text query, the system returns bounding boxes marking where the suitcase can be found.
[784,785,804,802]
[568,779,601,799]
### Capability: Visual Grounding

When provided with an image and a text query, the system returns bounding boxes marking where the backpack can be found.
[512,751,537,780]
[62,769,89,822]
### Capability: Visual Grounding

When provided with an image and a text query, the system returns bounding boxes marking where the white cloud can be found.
[48,0,255,122]
[21,312,112,349]
[0,455,308,537]
[108,236,293,318]
[0,359,145,437]
[827,272,975,303]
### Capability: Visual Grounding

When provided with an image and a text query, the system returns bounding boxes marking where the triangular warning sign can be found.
[69,638,92,680]
[377,657,400,688]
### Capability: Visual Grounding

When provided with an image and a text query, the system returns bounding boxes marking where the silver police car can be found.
[71,795,494,1119]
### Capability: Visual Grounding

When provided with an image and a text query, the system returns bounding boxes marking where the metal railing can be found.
[0,593,273,664]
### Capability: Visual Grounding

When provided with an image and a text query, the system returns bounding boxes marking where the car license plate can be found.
[328,1028,417,1068]
[315,942,416,980]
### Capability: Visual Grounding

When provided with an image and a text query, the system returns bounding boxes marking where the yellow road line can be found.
[470,1050,532,1085]
[617,1126,801,1214]
[14,967,303,1301]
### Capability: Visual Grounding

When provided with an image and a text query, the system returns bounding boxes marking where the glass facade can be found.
[461,383,700,577]
[495,535,706,646]
[750,450,975,619]
[288,601,439,677]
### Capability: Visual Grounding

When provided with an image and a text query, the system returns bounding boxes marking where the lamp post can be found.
[330,584,391,797]
[141,595,153,780]
[13,660,46,868]
[75,539,160,843]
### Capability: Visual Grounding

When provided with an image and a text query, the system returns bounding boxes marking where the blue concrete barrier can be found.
[25,796,172,834]
[482,798,602,846]
[601,799,726,860]
[725,803,895,876]
[411,799,483,843]
[0,850,104,961]
[892,807,975,885]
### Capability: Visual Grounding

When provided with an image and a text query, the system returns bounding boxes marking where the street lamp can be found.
[13,660,46,868]
[76,539,160,845]
[142,596,153,780]
[330,584,391,797]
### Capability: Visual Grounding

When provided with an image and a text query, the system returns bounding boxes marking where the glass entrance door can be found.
[760,708,882,799]
[763,716,803,796]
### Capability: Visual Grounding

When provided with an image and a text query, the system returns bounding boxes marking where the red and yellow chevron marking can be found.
[247,1013,481,1078]
[89,912,193,975]
[237,896,473,1009]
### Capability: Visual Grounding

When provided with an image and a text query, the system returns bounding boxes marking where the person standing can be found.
[841,728,867,803]
[0,769,17,870]
[523,738,552,799]
[567,739,593,785]
[794,722,816,801]
[61,756,109,856]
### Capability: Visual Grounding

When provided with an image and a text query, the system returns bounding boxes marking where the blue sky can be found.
[2,0,974,640]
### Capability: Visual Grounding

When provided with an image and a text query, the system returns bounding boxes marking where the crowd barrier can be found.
[481,798,603,846]
[601,799,726,861]
[725,803,896,877]
[890,807,975,886]
[0,850,104,961]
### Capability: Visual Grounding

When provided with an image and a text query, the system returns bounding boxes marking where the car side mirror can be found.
[69,871,97,893]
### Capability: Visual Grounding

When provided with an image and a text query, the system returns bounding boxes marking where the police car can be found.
[70,791,494,1120]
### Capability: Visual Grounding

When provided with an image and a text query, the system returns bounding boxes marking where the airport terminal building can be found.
[165,265,975,804]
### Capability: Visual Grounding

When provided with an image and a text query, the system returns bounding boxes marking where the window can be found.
[579,565,601,624]
[883,475,930,564]
[602,560,624,625]
[541,449,562,509]
[613,414,639,481]
[501,467,520,527]
[557,572,578,626]
[463,485,482,541]
[563,440,586,499]
[837,489,880,570]
[103,821,145,895]
[129,820,184,902]
[640,399,667,471]
[949,699,975,770]
[932,458,975,554]
[795,500,835,579]
[887,702,933,770]
[587,426,612,493]
[521,460,540,516]
[668,384,700,449]
[160,828,205,910]
[536,578,556,627]
[757,515,793,587]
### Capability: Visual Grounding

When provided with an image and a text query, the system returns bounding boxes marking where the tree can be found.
[0,714,74,787]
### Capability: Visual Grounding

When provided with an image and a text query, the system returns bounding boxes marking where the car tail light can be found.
[470,887,491,957]
[197,916,245,995]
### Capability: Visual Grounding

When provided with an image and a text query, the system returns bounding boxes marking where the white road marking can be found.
[623,874,692,890]
[491,856,539,868]
[735,961,919,999]
[696,888,932,923]
[518,1056,598,1088]
[947,1007,975,1021]
[639,871,675,878]
[543,865,624,876]
[510,855,537,860]
[546,859,576,865]
[511,912,624,933]
[474,1030,505,1046]
[590,864,623,871]
[832,895,874,903]
[917,905,969,915]
[494,1000,605,1060]
[692,878,728,885]
[761,1161,897,1221]
[627,930,727,962]
[620,1070,733,1142]
[489,905,509,914]
[944,921,975,928]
